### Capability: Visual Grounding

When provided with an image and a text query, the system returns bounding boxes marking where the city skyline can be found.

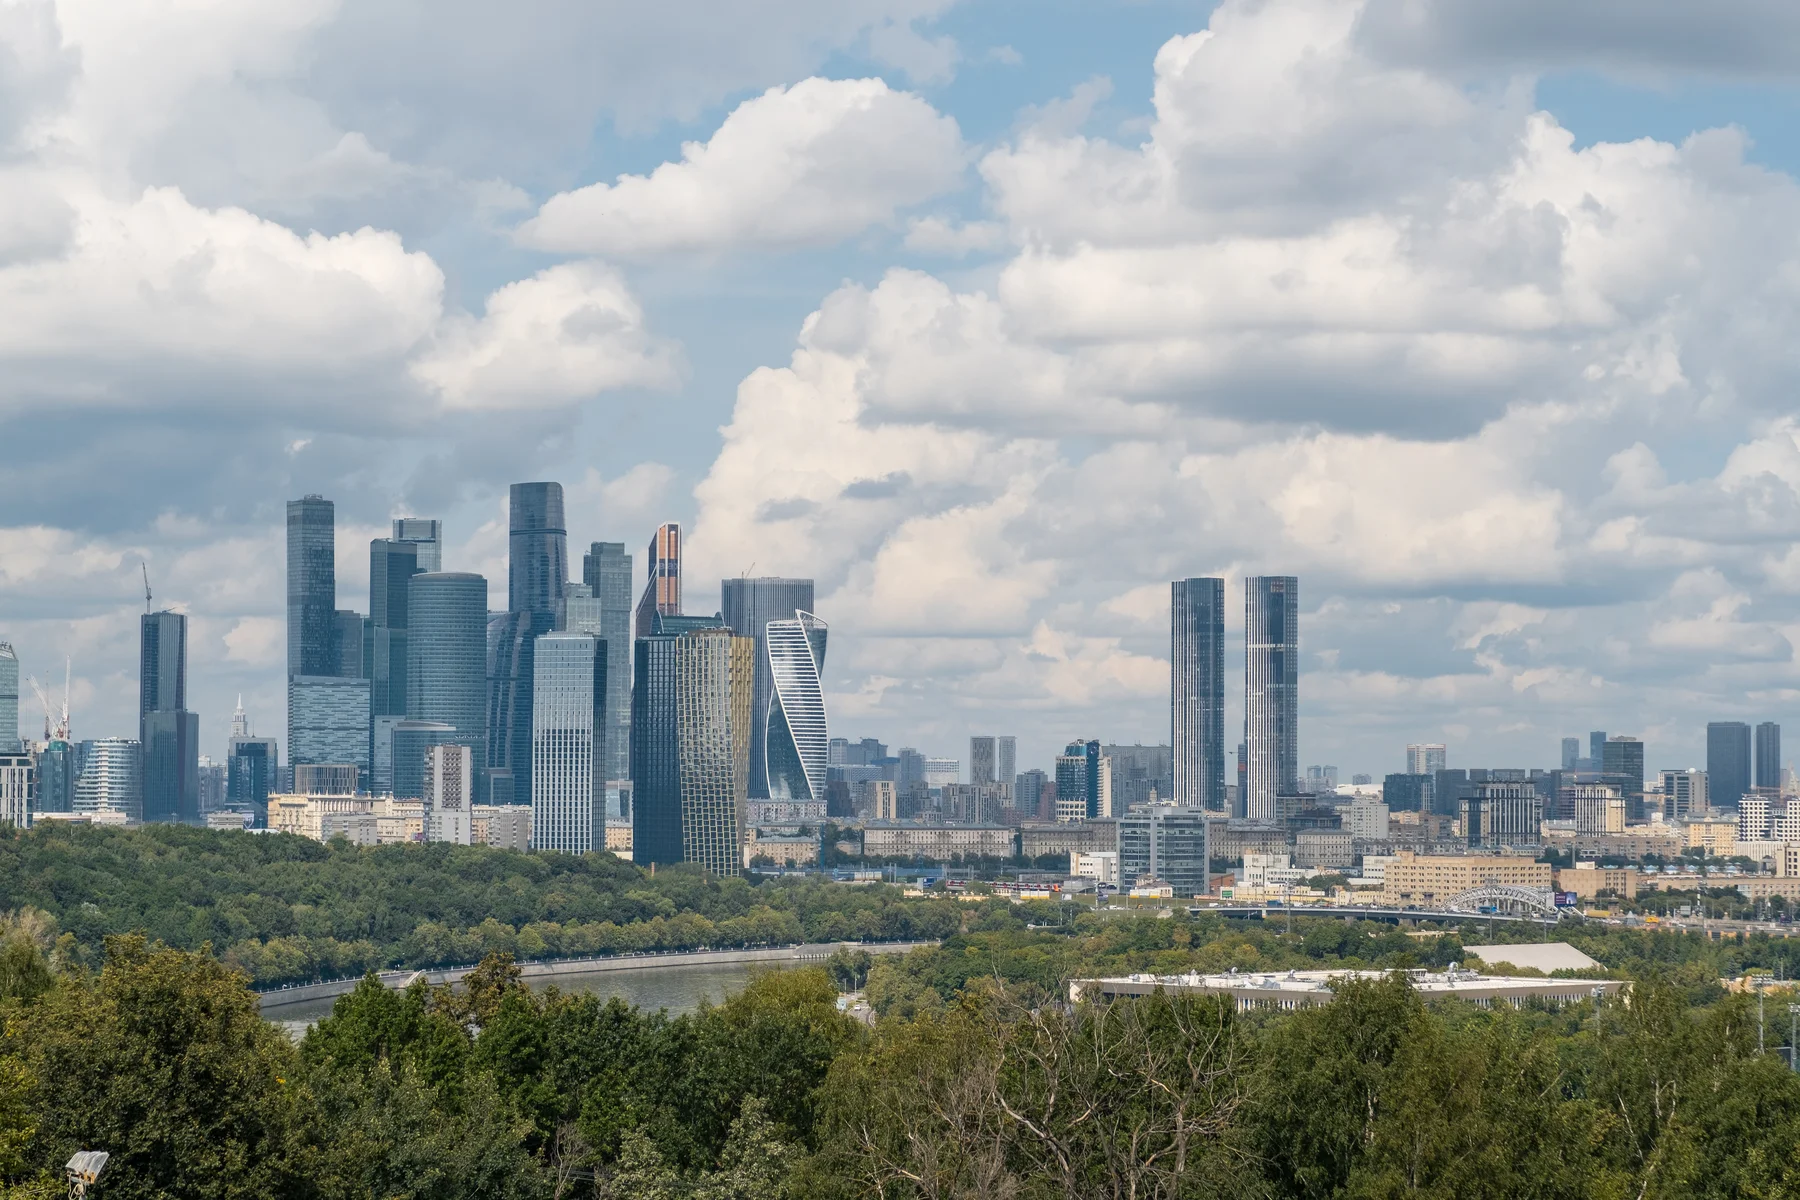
[11,2,1800,779]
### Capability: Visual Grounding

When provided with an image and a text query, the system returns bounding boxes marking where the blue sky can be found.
[6,0,1800,785]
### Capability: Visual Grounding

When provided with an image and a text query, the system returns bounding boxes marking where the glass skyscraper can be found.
[408,572,488,795]
[632,613,723,866]
[392,518,442,572]
[75,738,143,822]
[721,577,816,800]
[0,641,18,754]
[509,483,567,615]
[488,483,567,809]
[1707,721,1752,811]
[1171,578,1226,811]
[367,537,421,717]
[763,611,828,804]
[287,676,371,786]
[227,737,277,828]
[531,632,607,854]
[633,523,681,639]
[1244,576,1298,823]
[140,609,199,823]
[677,628,754,877]
[287,496,337,676]
[583,542,634,784]
[1755,721,1781,790]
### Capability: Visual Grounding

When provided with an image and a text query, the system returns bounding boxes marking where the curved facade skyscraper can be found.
[721,577,815,799]
[763,611,828,802]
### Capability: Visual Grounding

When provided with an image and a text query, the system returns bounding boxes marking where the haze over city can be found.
[7,0,1800,781]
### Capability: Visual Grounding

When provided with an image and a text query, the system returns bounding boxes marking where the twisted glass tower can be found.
[763,611,828,802]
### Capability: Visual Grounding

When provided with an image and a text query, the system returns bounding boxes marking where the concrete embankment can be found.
[257,941,934,1012]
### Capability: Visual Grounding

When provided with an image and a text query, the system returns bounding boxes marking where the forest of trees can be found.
[0,824,966,986]
[0,895,1794,1197]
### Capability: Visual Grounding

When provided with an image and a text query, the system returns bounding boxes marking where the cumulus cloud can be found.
[518,78,966,256]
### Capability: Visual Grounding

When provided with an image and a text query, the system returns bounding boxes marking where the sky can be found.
[6,0,1800,782]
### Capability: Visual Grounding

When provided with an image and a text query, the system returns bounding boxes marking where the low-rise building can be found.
[472,804,532,852]
[1380,850,1553,907]
[1019,820,1115,860]
[270,793,423,845]
[1072,962,1622,1010]
[1073,850,1120,885]
[1684,817,1738,858]
[1294,829,1354,870]
[746,830,820,868]
[862,822,1016,861]
[1555,862,1638,901]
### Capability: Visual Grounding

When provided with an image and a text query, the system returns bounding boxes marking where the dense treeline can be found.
[0,911,1796,1199]
[0,824,963,986]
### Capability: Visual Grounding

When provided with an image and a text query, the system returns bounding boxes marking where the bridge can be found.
[1443,884,1560,917]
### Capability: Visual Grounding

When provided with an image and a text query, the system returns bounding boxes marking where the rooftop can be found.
[1071,964,1622,1009]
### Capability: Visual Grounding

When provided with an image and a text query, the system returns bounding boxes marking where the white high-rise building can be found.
[74,738,143,823]
[763,612,829,809]
[1406,744,1447,776]
[425,743,473,844]
[531,632,605,854]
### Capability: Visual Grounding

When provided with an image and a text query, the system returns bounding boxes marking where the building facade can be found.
[1707,721,1753,812]
[287,495,338,678]
[1117,804,1210,895]
[1244,576,1299,822]
[287,676,371,787]
[1406,744,1448,775]
[762,610,828,806]
[425,742,474,845]
[140,609,199,823]
[0,642,18,753]
[391,518,442,572]
[1056,740,1102,822]
[675,628,754,876]
[74,738,142,822]
[581,541,634,785]
[1171,577,1226,810]
[633,523,682,639]
[0,753,31,827]
[630,614,723,865]
[367,536,420,719]
[227,737,277,828]
[531,632,606,854]
[721,577,816,800]
[1461,781,1543,848]
[1756,721,1782,790]
[1660,768,1707,820]
[1380,851,1553,907]
[407,572,488,796]
[1571,783,1626,834]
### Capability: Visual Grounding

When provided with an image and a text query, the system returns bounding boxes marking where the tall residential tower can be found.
[1171,578,1225,810]
[1243,576,1299,823]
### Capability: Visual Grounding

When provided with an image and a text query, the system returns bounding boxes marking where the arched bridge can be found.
[1445,884,1560,917]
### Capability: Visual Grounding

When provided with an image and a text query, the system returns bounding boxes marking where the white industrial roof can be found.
[1462,942,1599,974]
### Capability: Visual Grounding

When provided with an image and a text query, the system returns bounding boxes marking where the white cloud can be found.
[411,261,681,410]
[518,78,966,256]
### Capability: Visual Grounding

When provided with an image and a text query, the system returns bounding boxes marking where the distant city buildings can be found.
[0,642,18,754]
[721,577,815,800]
[487,482,567,808]
[531,632,606,854]
[139,608,198,823]
[1756,721,1782,790]
[1171,578,1226,810]
[1707,721,1753,812]
[1406,744,1447,776]
[633,523,681,639]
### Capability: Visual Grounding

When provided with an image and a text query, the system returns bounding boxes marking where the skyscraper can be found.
[531,632,607,854]
[970,737,997,786]
[763,611,828,803]
[287,496,337,677]
[721,577,816,800]
[0,641,18,754]
[227,735,277,828]
[488,483,567,808]
[391,518,443,572]
[1561,737,1580,770]
[632,613,724,866]
[1171,577,1225,810]
[408,572,489,793]
[1755,721,1781,790]
[677,627,754,876]
[508,483,567,615]
[996,736,1017,790]
[1602,735,1645,818]
[424,743,474,845]
[1706,721,1752,812]
[1055,739,1102,822]
[1406,744,1447,775]
[140,609,198,823]
[633,523,681,639]
[581,542,634,784]
[368,537,421,717]
[1244,576,1299,823]
[287,676,370,787]
[1589,731,1608,764]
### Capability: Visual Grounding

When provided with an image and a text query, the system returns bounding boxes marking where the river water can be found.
[266,960,792,1038]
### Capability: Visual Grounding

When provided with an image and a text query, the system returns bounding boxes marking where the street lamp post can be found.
[1789,1003,1800,1074]
[1755,976,1768,1055]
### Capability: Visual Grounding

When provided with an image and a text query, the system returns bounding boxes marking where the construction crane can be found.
[141,562,152,613]
[26,659,71,743]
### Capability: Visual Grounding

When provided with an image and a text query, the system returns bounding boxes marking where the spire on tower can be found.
[231,695,248,739]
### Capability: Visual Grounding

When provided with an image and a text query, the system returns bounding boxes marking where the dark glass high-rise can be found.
[1171,578,1225,810]
[140,609,198,823]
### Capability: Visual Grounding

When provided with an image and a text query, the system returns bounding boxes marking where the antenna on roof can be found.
[141,562,152,613]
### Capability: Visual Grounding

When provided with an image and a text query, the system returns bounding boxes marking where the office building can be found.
[287,495,338,677]
[1756,722,1782,790]
[1116,804,1210,895]
[970,736,997,786]
[634,522,682,639]
[408,572,488,795]
[487,484,567,808]
[1659,769,1706,821]
[1433,767,1471,818]
[1014,768,1049,817]
[227,736,277,828]
[1707,722,1753,812]
[581,542,635,784]
[425,742,474,845]
[0,752,30,827]
[677,627,754,875]
[1380,850,1553,906]
[996,736,1016,789]
[1105,744,1172,810]
[294,763,360,795]
[1056,740,1102,822]
[1572,783,1626,834]
[287,676,370,788]
[1383,773,1429,813]
[763,611,828,806]
[1347,796,1389,839]
[36,739,74,815]
[632,613,723,864]
[74,738,142,822]
[509,483,567,614]
[1561,737,1580,770]
[1589,731,1607,764]
[1406,744,1447,776]
[334,610,365,677]
[385,719,457,800]
[367,537,420,718]
[0,641,17,753]
[1601,735,1646,819]
[140,609,199,824]
[1244,576,1299,822]
[531,632,607,854]
[1171,577,1226,810]
[1461,781,1543,848]
[721,577,816,800]
[391,517,442,572]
